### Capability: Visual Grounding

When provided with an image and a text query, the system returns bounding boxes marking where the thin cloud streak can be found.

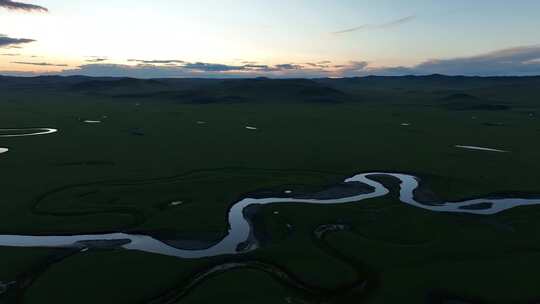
[0,0,48,12]
[182,62,244,72]
[128,59,185,64]
[85,57,109,63]
[333,15,416,34]
[12,61,68,67]
[0,34,35,48]
[2,45,540,78]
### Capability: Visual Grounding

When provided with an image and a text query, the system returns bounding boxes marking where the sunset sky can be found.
[1,0,540,78]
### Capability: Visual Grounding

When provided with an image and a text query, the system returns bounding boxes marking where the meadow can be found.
[0,75,539,303]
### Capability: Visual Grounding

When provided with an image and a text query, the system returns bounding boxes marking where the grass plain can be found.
[0,75,539,303]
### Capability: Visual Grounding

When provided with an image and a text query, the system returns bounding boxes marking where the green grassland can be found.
[0,75,539,303]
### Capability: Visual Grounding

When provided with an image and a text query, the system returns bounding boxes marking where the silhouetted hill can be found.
[438,92,511,111]
[110,78,348,103]
[1,75,539,107]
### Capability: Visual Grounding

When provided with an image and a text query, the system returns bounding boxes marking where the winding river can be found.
[0,128,58,156]
[455,145,508,153]
[0,172,539,259]
[0,128,58,138]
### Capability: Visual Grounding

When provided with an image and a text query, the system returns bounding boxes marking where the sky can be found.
[1,0,540,78]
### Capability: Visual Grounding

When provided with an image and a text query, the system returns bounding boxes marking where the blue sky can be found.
[1,0,540,77]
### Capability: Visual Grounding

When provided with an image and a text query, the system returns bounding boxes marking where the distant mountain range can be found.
[1,74,539,107]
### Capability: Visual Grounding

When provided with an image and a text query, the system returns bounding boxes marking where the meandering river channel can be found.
[0,172,538,259]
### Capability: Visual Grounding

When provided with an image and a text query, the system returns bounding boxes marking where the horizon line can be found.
[2,73,540,80]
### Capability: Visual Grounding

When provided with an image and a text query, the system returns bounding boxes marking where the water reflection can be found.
[0,172,538,259]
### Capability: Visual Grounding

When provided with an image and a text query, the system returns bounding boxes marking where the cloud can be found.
[1,53,19,56]
[333,25,369,35]
[305,61,333,68]
[12,61,68,67]
[0,60,398,78]
[58,63,223,78]
[335,61,369,76]
[367,45,540,76]
[0,34,35,48]
[242,64,278,72]
[182,62,246,72]
[380,16,416,28]
[127,59,185,65]
[275,63,303,70]
[333,15,416,34]
[52,61,335,78]
[4,45,540,78]
[85,56,109,63]
[4,59,337,77]
[413,45,540,76]
[0,0,48,12]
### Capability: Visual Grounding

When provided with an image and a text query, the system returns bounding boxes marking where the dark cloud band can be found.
[333,15,416,34]
[85,57,109,63]
[0,35,35,48]
[128,59,185,64]
[0,0,48,12]
[3,45,539,78]
[12,61,68,67]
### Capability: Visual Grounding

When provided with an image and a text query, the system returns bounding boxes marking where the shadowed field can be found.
[0,75,539,303]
